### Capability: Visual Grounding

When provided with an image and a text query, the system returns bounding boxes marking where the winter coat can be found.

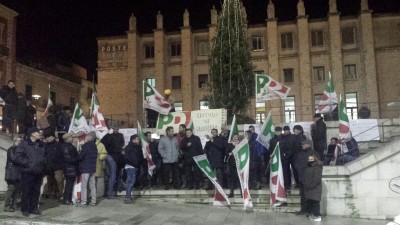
[149,141,161,167]
[15,96,27,122]
[158,136,180,163]
[102,133,124,168]
[180,134,203,165]
[79,140,98,174]
[204,136,225,169]
[44,141,64,174]
[0,85,18,105]
[311,119,327,153]
[124,142,144,168]
[62,142,79,178]
[279,133,296,160]
[57,110,70,133]
[343,138,360,158]
[5,146,22,182]
[95,140,108,177]
[303,162,323,201]
[14,139,46,175]
[294,147,317,184]
[25,104,37,128]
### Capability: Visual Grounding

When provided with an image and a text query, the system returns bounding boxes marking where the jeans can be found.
[125,167,138,200]
[81,173,96,204]
[63,177,75,203]
[106,155,117,197]
[20,173,43,213]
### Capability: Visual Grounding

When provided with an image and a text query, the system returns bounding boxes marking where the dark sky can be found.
[1,0,399,78]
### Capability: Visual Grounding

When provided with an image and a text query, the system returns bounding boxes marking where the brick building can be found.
[97,0,400,127]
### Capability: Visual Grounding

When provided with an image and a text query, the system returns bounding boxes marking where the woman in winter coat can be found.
[303,153,323,222]
[3,137,23,212]
[61,133,79,205]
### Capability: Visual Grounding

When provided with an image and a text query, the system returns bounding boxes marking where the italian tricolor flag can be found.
[227,114,239,143]
[316,72,338,114]
[90,91,108,140]
[256,111,274,149]
[232,138,253,209]
[143,81,172,115]
[137,121,156,176]
[339,95,351,140]
[193,154,230,206]
[68,103,90,134]
[270,143,287,206]
[43,84,53,117]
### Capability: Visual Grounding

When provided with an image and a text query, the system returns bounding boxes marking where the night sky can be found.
[1,0,399,79]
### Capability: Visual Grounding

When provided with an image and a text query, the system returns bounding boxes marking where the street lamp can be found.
[32,94,41,100]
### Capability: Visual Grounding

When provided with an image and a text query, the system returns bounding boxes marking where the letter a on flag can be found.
[270,143,287,206]
[143,81,172,115]
[233,138,253,209]
[194,154,230,206]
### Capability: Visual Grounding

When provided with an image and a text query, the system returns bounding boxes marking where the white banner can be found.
[191,109,227,147]
[119,128,137,147]
[350,119,379,142]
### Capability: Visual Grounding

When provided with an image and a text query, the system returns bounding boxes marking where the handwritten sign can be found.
[191,109,227,147]
[349,119,379,142]
[118,128,137,147]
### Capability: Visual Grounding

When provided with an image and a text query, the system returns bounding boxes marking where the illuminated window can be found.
[199,101,209,110]
[284,96,295,123]
[174,102,183,112]
[346,93,358,120]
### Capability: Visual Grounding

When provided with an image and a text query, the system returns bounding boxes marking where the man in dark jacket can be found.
[304,154,323,222]
[280,126,296,192]
[14,127,46,217]
[337,137,360,165]
[311,113,327,161]
[145,132,161,187]
[57,106,71,143]
[79,132,98,207]
[180,129,203,190]
[265,126,282,183]
[61,133,79,205]
[248,126,263,190]
[204,129,225,189]
[0,80,18,133]
[124,134,144,203]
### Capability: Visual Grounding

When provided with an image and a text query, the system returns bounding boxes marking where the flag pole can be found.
[143,81,146,128]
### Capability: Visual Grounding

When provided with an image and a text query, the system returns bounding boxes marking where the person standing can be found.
[123,134,143,204]
[279,126,296,193]
[248,126,263,190]
[145,132,161,187]
[95,137,108,197]
[3,137,22,212]
[204,129,225,189]
[180,129,203,190]
[79,132,98,207]
[304,153,323,222]
[14,127,46,217]
[265,126,282,183]
[0,80,18,133]
[158,126,180,190]
[311,113,327,161]
[227,135,240,197]
[57,106,71,143]
[61,133,79,205]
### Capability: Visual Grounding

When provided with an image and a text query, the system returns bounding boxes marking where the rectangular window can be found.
[25,85,32,101]
[344,64,357,80]
[199,100,209,110]
[256,102,266,124]
[281,32,293,50]
[50,91,56,106]
[283,68,294,83]
[311,30,324,47]
[198,74,208,88]
[171,43,181,56]
[313,66,325,82]
[346,92,358,120]
[197,41,209,56]
[144,44,154,58]
[284,96,296,123]
[342,27,356,45]
[254,70,264,75]
[146,78,156,88]
[252,36,263,50]
[171,76,181,89]
[70,97,75,109]
[174,102,183,112]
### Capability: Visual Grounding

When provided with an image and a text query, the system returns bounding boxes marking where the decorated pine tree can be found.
[207,0,254,116]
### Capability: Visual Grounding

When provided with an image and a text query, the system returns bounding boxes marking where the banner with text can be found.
[350,119,379,142]
[191,109,227,147]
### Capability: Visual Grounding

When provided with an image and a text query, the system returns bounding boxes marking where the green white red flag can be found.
[256,111,274,148]
[270,143,287,206]
[339,95,351,140]
[90,92,108,140]
[193,154,230,206]
[188,119,194,131]
[232,138,253,209]
[316,72,338,114]
[143,81,172,115]
[137,121,156,176]
[68,103,90,134]
[255,74,291,102]
[227,114,239,143]
[43,84,53,117]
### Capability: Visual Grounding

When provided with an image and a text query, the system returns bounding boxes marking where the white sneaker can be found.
[309,215,321,222]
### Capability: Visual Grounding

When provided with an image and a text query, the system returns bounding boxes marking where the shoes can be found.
[309,215,322,222]
[4,207,15,212]
[90,202,96,206]
[124,198,132,204]
[31,209,42,215]
[22,211,30,217]
[80,203,88,208]
[228,192,234,198]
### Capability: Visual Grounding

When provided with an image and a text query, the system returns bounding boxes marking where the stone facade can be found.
[97,1,400,126]
[0,4,17,84]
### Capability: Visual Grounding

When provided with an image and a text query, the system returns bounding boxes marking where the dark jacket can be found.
[267,135,281,156]
[44,141,64,174]
[343,138,360,158]
[204,136,225,168]
[124,142,144,168]
[57,110,70,133]
[15,96,27,122]
[14,139,46,175]
[149,141,161,165]
[180,134,203,164]
[62,142,79,178]
[311,119,327,153]
[5,146,22,182]
[0,85,18,105]
[293,134,307,160]
[295,147,318,184]
[279,133,296,160]
[25,104,37,128]
[79,140,98,174]
[303,161,323,201]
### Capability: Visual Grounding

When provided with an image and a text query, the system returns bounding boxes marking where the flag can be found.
[193,154,230,206]
[188,119,194,131]
[227,114,238,142]
[143,81,172,115]
[270,143,287,206]
[339,95,351,140]
[90,92,108,139]
[256,111,274,149]
[43,84,53,117]
[316,72,338,114]
[137,121,156,176]
[232,138,253,209]
[329,144,341,166]
[255,74,291,102]
[68,103,90,134]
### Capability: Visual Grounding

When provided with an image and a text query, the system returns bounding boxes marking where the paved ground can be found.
[0,197,390,225]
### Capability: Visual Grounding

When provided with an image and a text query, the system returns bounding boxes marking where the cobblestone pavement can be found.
[0,198,390,225]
